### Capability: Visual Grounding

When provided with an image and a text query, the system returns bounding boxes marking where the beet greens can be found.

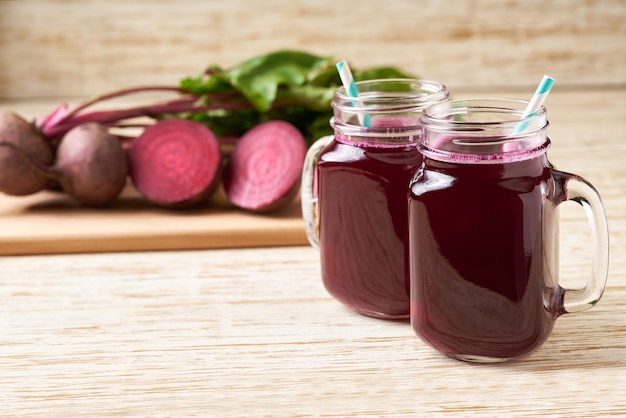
[0,50,413,210]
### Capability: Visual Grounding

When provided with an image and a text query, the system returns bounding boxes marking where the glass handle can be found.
[555,171,610,314]
[300,136,333,249]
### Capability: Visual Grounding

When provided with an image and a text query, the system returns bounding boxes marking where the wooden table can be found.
[1,87,625,416]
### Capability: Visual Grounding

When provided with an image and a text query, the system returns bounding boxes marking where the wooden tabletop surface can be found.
[2,87,625,417]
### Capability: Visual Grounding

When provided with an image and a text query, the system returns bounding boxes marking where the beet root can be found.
[129,119,221,207]
[0,111,54,195]
[223,120,306,213]
[52,123,129,207]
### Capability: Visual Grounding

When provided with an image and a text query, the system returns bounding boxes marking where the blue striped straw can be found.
[514,75,555,133]
[335,60,371,127]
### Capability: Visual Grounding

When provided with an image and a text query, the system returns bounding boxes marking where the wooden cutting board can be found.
[0,183,308,256]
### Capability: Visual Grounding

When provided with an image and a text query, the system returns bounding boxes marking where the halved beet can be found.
[129,119,221,207]
[223,120,306,212]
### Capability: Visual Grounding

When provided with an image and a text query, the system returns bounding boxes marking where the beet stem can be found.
[58,86,185,123]
[37,103,69,130]
[43,100,253,139]
[40,84,249,139]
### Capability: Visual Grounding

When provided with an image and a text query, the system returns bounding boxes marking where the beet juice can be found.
[317,140,422,317]
[408,98,609,362]
[301,79,449,319]
[409,155,558,360]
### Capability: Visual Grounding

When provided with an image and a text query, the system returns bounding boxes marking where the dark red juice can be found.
[317,139,422,318]
[408,154,560,360]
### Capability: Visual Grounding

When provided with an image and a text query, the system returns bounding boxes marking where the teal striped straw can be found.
[514,75,555,133]
[335,60,372,127]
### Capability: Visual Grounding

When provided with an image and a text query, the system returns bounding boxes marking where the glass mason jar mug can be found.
[301,78,449,319]
[408,98,609,362]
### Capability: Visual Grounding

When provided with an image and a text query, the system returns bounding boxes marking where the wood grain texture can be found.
[1,244,625,417]
[1,0,625,98]
[0,185,307,255]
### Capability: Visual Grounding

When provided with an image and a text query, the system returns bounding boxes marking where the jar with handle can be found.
[408,98,609,361]
[301,78,449,319]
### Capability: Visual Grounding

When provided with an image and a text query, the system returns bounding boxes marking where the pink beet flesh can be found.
[223,120,306,212]
[129,119,221,207]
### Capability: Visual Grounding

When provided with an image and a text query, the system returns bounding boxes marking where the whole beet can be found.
[53,123,128,207]
[0,110,54,195]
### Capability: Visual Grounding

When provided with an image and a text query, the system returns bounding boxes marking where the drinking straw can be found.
[514,75,555,133]
[335,60,371,127]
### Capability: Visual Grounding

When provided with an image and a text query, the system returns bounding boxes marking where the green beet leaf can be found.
[218,50,335,112]
[176,50,415,144]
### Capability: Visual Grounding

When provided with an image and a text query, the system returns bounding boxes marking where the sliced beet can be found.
[129,119,221,207]
[223,120,306,212]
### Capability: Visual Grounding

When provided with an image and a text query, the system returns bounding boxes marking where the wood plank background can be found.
[1,0,625,99]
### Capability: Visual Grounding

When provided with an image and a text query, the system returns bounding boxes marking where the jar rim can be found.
[332,78,449,114]
[421,98,547,131]
[419,98,550,164]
